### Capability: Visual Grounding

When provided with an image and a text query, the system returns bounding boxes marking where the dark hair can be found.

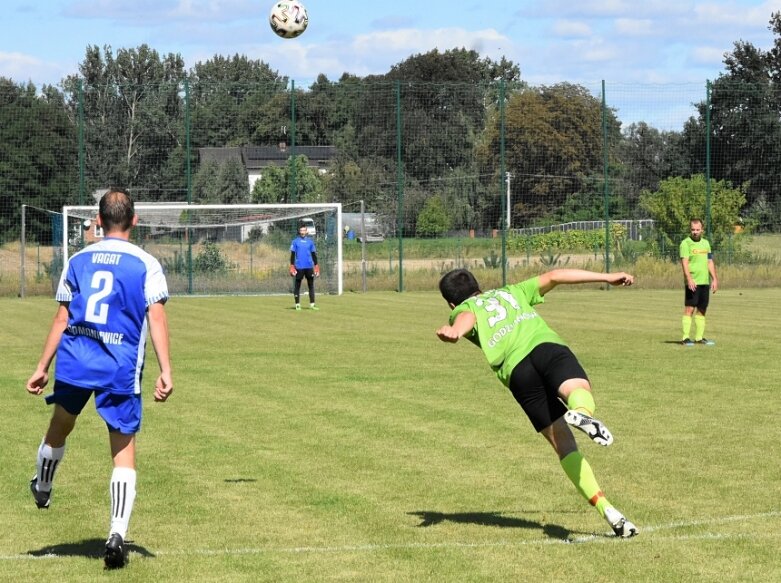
[439,269,481,306]
[690,218,703,226]
[99,188,134,232]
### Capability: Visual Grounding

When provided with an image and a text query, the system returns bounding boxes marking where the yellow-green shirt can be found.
[679,237,712,285]
[450,277,566,387]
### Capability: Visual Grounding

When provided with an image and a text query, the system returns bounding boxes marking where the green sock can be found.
[682,315,692,340]
[566,388,595,416]
[694,315,706,341]
[560,451,610,518]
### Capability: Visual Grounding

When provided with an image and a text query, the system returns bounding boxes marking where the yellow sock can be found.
[682,315,692,340]
[560,451,611,518]
[566,388,595,416]
[694,315,706,341]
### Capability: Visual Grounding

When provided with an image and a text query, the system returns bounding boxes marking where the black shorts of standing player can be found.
[684,284,710,313]
[507,343,588,432]
[294,268,316,303]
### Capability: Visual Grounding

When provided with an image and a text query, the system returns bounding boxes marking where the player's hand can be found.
[711,278,718,293]
[154,371,173,402]
[687,278,697,292]
[436,325,461,343]
[26,369,49,395]
[606,272,634,287]
[289,265,297,277]
[314,265,320,277]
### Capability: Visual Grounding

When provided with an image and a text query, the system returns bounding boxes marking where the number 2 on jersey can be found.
[85,270,114,324]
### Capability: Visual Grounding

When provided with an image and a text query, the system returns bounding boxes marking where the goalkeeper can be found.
[289,224,319,310]
[436,268,638,537]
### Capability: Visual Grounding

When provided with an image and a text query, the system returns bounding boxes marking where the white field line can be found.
[2,510,779,561]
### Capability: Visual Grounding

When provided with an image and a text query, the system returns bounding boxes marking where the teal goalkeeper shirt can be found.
[450,276,567,387]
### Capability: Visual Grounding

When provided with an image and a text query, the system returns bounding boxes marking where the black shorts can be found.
[507,343,588,432]
[295,268,315,282]
[684,284,710,312]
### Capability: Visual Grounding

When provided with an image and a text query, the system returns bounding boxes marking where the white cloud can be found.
[694,0,781,26]
[614,18,654,36]
[0,52,71,85]
[552,20,593,37]
[691,45,728,64]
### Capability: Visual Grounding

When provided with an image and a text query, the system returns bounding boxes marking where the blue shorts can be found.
[45,381,142,434]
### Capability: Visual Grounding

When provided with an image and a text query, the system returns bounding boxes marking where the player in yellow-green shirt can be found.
[679,218,718,346]
[437,268,638,538]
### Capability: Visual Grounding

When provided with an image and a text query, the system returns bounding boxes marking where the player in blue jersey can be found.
[289,223,320,310]
[25,189,173,569]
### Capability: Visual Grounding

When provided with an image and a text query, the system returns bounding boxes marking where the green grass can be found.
[1,289,780,581]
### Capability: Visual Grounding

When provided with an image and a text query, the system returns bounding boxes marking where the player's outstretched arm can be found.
[26,303,69,395]
[436,311,476,343]
[148,302,173,402]
[537,269,634,295]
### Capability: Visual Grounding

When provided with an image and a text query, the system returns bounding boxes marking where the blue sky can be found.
[2,1,781,127]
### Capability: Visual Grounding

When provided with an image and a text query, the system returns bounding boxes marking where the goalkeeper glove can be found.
[314,265,320,277]
[289,265,297,276]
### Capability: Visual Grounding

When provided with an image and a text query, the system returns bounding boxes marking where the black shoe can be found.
[29,477,50,509]
[696,338,715,345]
[104,533,126,569]
[680,338,695,346]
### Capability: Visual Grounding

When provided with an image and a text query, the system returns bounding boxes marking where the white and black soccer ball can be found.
[269,1,309,39]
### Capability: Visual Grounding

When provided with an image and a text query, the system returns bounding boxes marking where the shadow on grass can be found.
[408,511,587,540]
[27,538,155,560]
[224,478,257,483]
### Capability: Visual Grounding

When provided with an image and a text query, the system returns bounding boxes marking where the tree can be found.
[479,83,620,226]
[681,13,781,227]
[0,78,77,243]
[251,155,325,204]
[189,54,288,148]
[416,195,451,237]
[352,49,522,182]
[639,174,746,258]
[61,44,186,200]
[615,122,692,209]
[192,161,221,204]
[215,157,249,204]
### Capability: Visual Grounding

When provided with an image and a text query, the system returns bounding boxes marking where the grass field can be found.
[1,288,779,582]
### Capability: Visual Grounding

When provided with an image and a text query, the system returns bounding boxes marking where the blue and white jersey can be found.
[54,237,169,395]
[290,236,316,269]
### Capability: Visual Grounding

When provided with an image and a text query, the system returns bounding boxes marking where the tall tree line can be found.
[4,15,781,243]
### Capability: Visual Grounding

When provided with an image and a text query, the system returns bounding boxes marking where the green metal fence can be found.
[2,77,780,296]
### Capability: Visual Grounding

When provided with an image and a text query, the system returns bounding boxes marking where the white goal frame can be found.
[62,203,343,295]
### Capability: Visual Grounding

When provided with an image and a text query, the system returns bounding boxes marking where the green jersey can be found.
[679,237,712,285]
[450,276,566,387]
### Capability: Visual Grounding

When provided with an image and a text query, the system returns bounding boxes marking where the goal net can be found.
[60,203,343,296]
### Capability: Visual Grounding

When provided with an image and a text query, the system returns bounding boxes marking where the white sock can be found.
[36,439,65,493]
[109,467,137,539]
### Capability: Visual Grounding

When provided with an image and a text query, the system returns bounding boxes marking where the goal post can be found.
[62,203,343,296]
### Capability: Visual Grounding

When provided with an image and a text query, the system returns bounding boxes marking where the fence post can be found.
[705,79,712,240]
[78,79,85,207]
[184,77,194,295]
[20,204,26,298]
[395,80,404,292]
[290,80,297,203]
[499,79,507,286]
[602,80,611,278]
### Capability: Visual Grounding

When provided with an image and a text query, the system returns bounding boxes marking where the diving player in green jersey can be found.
[437,268,638,538]
[679,218,718,345]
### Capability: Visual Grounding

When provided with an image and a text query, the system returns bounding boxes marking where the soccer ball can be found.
[269,1,309,39]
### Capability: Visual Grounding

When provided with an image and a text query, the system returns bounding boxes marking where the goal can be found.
[60,203,343,296]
